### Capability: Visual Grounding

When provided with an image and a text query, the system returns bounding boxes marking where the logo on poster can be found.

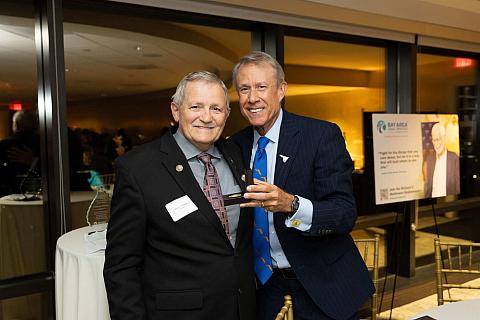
[377,120,408,134]
[377,120,387,133]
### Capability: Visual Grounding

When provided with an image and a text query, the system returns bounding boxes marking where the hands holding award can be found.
[223,168,294,214]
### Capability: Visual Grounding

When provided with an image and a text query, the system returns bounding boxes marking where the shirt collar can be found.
[253,108,283,146]
[437,150,447,161]
[173,129,221,160]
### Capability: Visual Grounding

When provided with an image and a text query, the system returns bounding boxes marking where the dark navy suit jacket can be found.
[231,111,374,319]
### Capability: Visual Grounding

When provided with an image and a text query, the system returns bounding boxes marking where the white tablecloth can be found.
[0,191,95,279]
[0,196,46,280]
[410,299,480,320]
[55,225,110,320]
[0,192,96,319]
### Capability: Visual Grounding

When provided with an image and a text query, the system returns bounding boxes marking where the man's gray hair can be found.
[172,71,230,111]
[13,110,38,133]
[432,122,446,137]
[232,51,285,90]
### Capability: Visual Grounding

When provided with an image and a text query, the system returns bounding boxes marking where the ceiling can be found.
[0,11,457,107]
[421,0,480,13]
[306,0,480,32]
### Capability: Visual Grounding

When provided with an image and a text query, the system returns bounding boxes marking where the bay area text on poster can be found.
[372,114,459,204]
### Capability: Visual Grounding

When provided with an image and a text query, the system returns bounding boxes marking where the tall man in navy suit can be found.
[230,52,374,320]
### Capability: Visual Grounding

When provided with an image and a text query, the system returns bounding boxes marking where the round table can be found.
[0,192,95,319]
[55,225,110,320]
[411,299,480,320]
[0,191,95,279]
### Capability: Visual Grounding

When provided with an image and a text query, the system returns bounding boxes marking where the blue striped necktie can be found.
[253,136,273,284]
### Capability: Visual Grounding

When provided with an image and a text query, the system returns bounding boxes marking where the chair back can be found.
[93,173,115,195]
[275,295,293,320]
[354,234,380,320]
[434,238,480,305]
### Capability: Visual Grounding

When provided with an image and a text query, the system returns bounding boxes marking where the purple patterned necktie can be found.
[197,152,230,236]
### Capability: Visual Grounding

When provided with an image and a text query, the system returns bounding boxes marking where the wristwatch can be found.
[290,195,300,215]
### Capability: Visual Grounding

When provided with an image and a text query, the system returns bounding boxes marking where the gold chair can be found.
[275,295,293,320]
[434,238,480,305]
[354,234,380,320]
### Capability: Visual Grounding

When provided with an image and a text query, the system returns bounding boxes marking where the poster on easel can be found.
[372,114,460,205]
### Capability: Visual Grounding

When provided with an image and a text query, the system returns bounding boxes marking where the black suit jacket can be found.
[0,132,40,196]
[231,111,374,319]
[104,131,255,320]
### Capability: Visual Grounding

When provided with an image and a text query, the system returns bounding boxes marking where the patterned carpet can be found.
[377,277,480,320]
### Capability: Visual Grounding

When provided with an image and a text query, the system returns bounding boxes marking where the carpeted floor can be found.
[377,277,480,320]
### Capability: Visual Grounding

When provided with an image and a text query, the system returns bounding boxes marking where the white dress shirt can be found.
[432,151,447,198]
[250,108,314,268]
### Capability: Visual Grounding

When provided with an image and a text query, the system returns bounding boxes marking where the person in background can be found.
[424,122,460,198]
[68,127,91,191]
[114,128,131,155]
[0,110,40,196]
[106,128,132,163]
[104,71,255,320]
[81,129,112,174]
[231,52,373,320]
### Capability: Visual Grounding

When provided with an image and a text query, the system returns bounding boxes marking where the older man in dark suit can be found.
[0,110,40,196]
[231,52,373,320]
[104,71,255,320]
[424,122,460,198]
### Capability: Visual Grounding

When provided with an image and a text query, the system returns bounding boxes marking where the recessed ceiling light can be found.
[136,46,143,52]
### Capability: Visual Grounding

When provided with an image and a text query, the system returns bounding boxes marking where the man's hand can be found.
[240,179,294,213]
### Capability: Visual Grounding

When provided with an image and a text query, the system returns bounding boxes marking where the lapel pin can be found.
[175,164,183,172]
[279,154,289,163]
[241,174,246,182]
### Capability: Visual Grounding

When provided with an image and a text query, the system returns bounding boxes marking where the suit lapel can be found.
[159,132,231,244]
[238,129,254,170]
[274,111,300,189]
[217,138,246,191]
[217,138,252,249]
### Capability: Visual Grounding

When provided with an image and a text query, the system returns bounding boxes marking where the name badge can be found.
[165,195,198,222]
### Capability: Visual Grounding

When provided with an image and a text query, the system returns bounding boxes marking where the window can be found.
[63,2,251,227]
[0,1,50,318]
[416,49,480,258]
[284,35,385,170]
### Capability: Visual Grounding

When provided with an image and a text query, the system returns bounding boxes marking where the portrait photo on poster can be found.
[421,115,460,199]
